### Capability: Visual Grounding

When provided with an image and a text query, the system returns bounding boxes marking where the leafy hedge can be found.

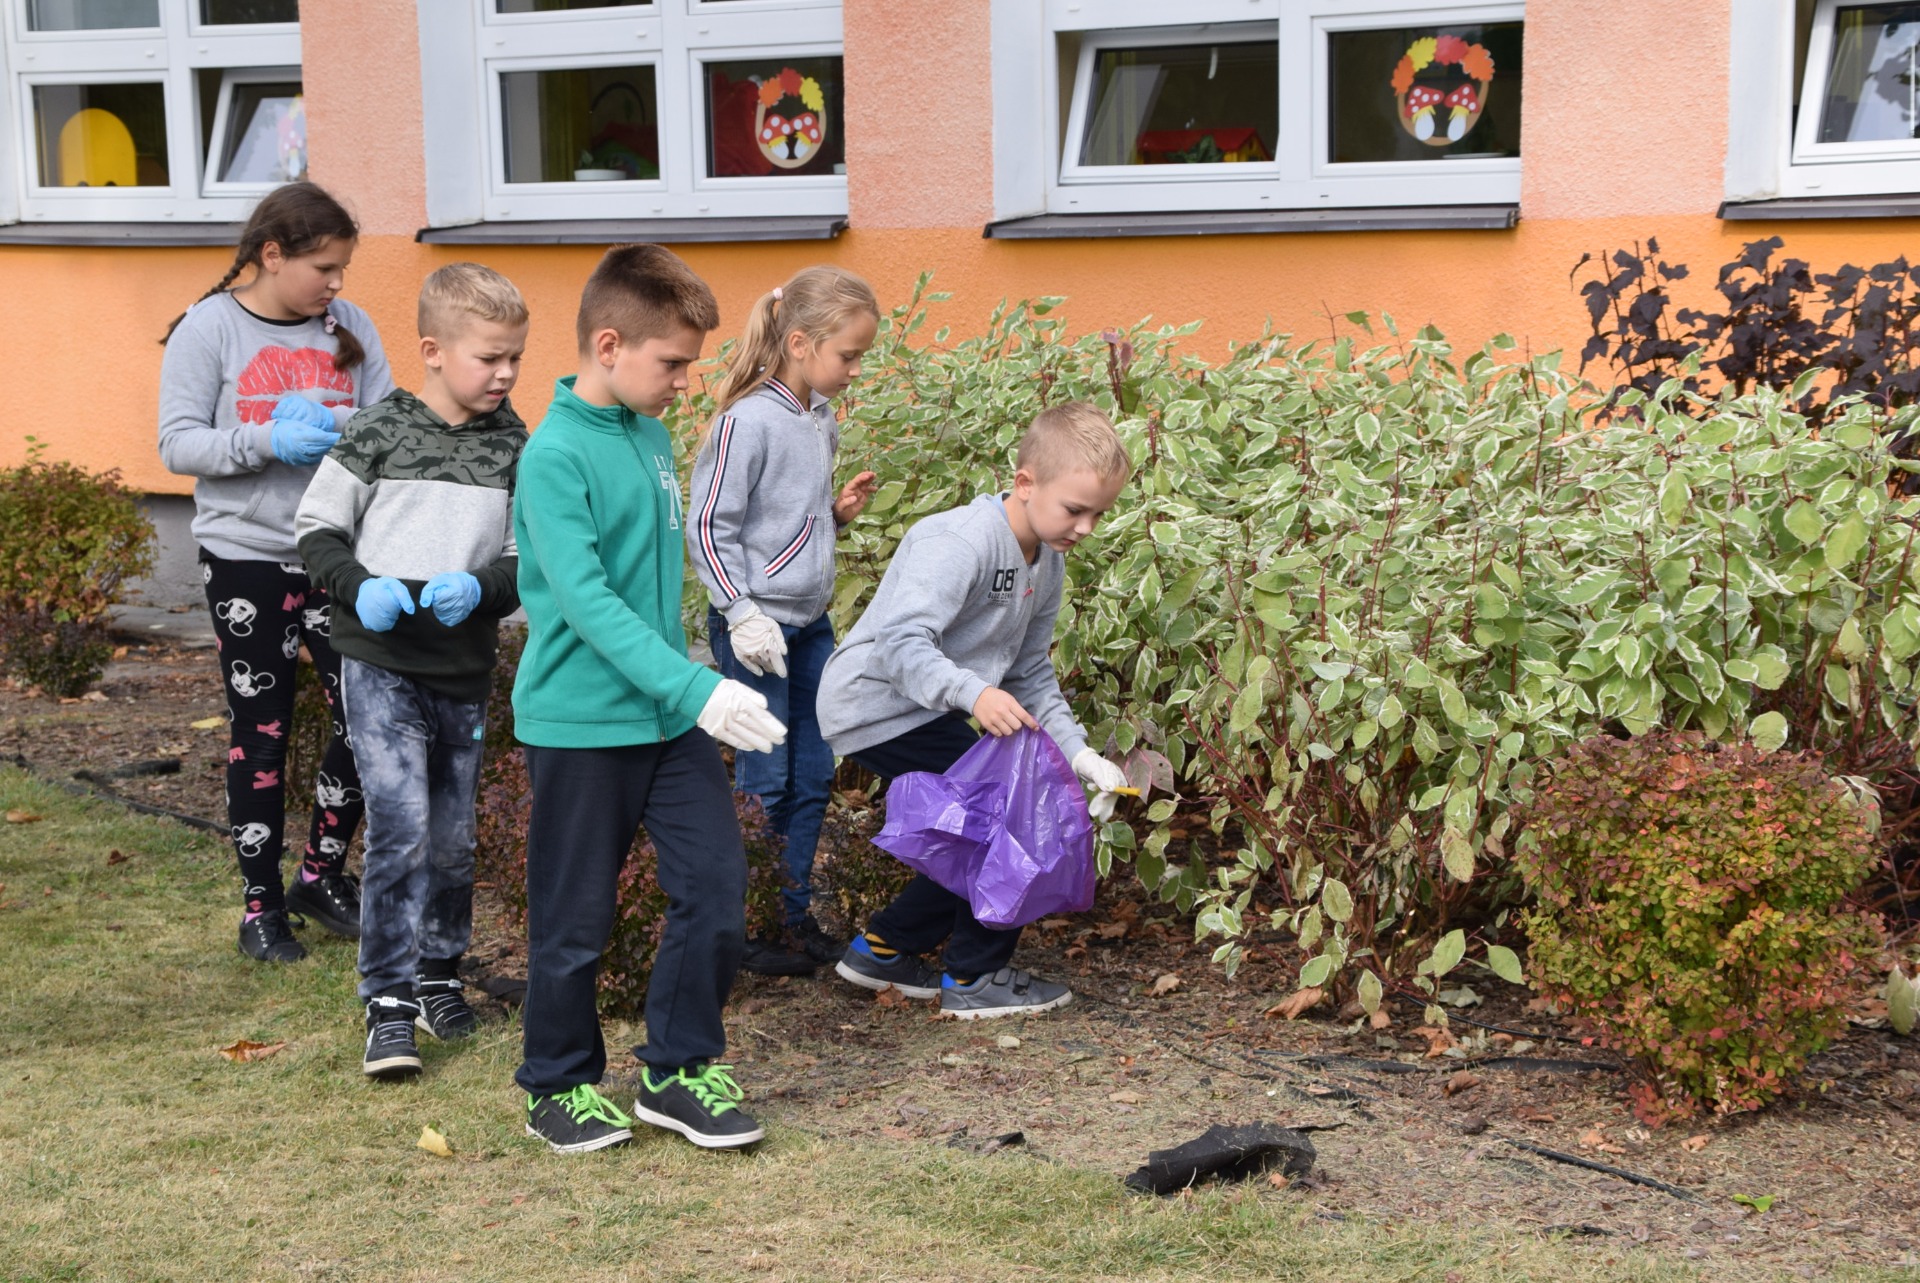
[668,280,1919,1002]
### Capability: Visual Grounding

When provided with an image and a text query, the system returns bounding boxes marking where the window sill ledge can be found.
[1719,194,1920,221]
[0,221,245,247]
[415,216,848,245]
[982,205,1518,239]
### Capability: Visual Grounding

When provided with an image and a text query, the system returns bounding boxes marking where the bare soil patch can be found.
[7,640,1918,1277]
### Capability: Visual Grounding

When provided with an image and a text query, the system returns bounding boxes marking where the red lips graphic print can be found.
[235,346,355,425]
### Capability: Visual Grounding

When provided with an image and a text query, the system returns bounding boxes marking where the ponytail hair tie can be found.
[323,312,339,335]
[771,287,783,302]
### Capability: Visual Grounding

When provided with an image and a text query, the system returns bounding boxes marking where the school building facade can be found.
[1,0,1918,587]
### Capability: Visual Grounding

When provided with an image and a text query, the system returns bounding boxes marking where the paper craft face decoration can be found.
[1391,34,1494,146]
[754,66,827,169]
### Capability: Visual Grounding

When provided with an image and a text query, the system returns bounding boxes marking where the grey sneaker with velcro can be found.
[939,968,1072,1020]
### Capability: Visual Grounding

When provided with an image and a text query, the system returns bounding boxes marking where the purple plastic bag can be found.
[872,726,1096,929]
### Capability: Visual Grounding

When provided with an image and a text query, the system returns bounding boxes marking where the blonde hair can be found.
[1017,401,1132,484]
[577,243,720,353]
[710,265,880,413]
[418,262,529,339]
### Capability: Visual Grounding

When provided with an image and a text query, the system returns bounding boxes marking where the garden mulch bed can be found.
[5,640,1918,1278]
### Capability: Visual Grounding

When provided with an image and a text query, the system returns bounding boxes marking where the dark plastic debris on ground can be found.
[1123,1122,1316,1195]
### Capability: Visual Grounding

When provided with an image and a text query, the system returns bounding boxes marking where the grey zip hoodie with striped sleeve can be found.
[687,376,841,628]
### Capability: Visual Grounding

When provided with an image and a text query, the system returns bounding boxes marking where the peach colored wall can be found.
[2,0,1912,501]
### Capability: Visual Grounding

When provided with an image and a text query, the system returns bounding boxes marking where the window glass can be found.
[1329,23,1522,163]
[31,81,169,186]
[495,0,647,12]
[1078,40,1276,166]
[199,0,296,21]
[219,80,304,182]
[1817,3,1920,142]
[26,0,158,30]
[500,65,659,182]
[704,57,844,177]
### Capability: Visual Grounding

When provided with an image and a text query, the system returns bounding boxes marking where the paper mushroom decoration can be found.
[754,67,828,170]
[1391,35,1494,148]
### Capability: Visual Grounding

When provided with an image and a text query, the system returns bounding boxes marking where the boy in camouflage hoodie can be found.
[295,264,530,1080]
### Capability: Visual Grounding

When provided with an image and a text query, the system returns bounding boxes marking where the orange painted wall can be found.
[3,0,1917,499]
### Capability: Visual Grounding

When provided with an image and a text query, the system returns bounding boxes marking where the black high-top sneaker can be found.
[363,993,423,1080]
[415,961,479,1041]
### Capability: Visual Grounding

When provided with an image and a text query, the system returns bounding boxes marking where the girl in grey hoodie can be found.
[689,266,880,974]
[158,183,394,964]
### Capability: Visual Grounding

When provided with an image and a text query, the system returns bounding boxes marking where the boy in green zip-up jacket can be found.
[512,244,787,1155]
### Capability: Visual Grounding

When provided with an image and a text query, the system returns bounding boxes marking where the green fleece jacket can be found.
[511,377,721,748]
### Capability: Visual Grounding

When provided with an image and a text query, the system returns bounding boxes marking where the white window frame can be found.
[0,0,299,224]
[1728,0,1920,201]
[995,0,1523,221]
[201,63,300,196]
[420,0,845,227]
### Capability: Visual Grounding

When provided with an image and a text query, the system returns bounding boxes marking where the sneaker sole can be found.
[942,991,1074,1020]
[363,1054,423,1080]
[524,1122,633,1154]
[631,1102,766,1150]
[833,959,939,1001]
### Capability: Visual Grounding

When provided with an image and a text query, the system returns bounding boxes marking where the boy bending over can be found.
[818,401,1132,1018]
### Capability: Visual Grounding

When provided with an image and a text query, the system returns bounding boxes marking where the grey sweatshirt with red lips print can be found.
[157,292,394,563]
[687,376,843,629]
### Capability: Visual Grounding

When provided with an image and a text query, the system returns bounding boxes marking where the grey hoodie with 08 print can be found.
[816,493,1089,762]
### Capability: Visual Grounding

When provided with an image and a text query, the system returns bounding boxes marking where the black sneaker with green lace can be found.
[633,1063,765,1149]
[525,1083,634,1154]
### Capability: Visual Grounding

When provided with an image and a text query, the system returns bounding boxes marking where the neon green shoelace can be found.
[670,1063,745,1116]
[546,1083,632,1128]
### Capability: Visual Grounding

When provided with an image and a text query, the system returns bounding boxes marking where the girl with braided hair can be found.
[158,181,394,963]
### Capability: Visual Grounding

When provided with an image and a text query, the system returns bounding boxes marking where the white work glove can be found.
[696,679,788,754]
[1072,748,1130,823]
[726,603,788,679]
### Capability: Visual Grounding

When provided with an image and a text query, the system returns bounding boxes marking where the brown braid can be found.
[159,181,366,371]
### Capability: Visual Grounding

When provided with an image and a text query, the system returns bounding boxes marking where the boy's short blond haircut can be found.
[576,243,721,353]
[1016,401,1132,484]
[418,262,529,340]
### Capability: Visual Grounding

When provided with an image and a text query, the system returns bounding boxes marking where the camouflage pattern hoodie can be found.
[294,389,527,701]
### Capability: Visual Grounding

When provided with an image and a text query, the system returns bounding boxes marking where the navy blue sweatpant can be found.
[514,732,746,1096]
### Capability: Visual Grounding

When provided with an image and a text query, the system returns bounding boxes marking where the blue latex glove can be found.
[269,420,340,466]
[418,572,482,627]
[271,393,335,431]
[354,577,415,632]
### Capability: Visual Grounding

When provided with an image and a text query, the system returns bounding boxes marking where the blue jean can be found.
[707,610,836,927]
[342,658,485,1000]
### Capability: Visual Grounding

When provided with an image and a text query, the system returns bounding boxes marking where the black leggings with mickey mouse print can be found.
[201,551,364,915]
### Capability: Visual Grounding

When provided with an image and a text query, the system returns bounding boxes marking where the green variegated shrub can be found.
[671,279,1918,1002]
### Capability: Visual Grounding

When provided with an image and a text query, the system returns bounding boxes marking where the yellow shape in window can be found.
[58,108,136,187]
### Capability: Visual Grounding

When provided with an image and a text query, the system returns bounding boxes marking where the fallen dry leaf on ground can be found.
[1264,987,1324,1020]
[872,987,908,1008]
[5,810,45,824]
[106,849,130,865]
[417,1126,454,1158]
[217,1039,286,1063]
[1150,973,1182,996]
[1412,1024,1457,1057]
[1444,1070,1483,1097]
[1108,1090,1144,1104]
[1682,1134,1711,1152]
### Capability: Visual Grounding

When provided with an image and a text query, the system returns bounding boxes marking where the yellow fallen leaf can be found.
[1150,972,1182,997]
[5,810,45,824]
[1108,1090,1143,1105]
[217,1039,286,1063]
[417,1125,454,1158]
[191,716,225,730]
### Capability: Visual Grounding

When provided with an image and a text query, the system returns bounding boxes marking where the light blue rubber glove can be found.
[354,577,415,632]
[268,395,341,466]
[418,572,482,627]
[271,393,335,430]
